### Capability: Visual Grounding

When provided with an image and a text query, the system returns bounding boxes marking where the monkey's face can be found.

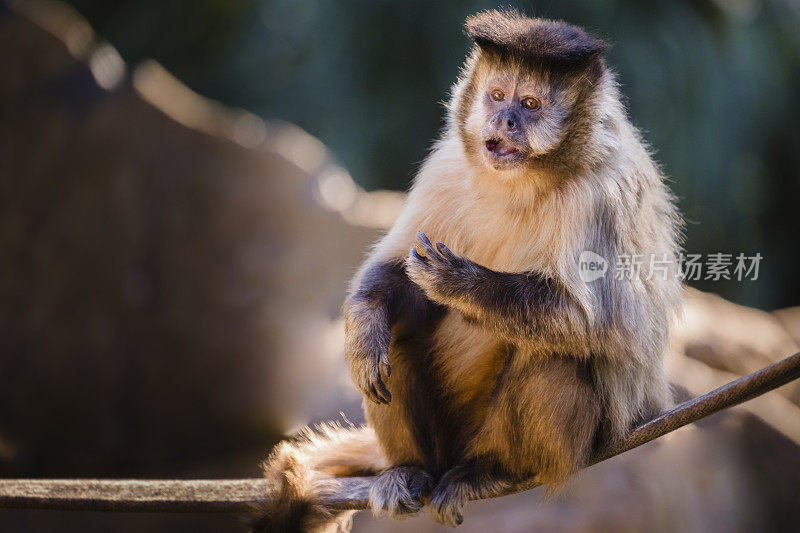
[470,65,570,172]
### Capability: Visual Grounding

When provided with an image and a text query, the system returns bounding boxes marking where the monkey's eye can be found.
[521,97,540,110]
[490,89,505,101]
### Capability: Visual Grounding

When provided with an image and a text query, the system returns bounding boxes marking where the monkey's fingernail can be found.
[417,231,433,248]
[375,376,391,403]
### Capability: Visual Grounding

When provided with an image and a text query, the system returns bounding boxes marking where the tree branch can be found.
[1,351,799,514]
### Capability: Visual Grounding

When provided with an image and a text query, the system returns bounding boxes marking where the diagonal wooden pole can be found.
[1,351,799,514]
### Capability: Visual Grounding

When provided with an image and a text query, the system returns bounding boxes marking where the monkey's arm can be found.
[344,259,437,404]
[406,232,590,349]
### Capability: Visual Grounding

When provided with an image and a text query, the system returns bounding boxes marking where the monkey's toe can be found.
[428,483,467,527]
[405,467,434,501]
[369,466,432,519]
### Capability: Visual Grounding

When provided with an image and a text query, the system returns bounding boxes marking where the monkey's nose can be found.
[506,117,516,130]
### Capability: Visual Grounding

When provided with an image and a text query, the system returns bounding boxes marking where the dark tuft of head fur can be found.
[465,9,609,71]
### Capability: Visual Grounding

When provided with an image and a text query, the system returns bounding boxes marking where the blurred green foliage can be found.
[63,0,800,309]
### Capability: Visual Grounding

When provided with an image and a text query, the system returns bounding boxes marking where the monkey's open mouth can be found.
[485,138,518,157]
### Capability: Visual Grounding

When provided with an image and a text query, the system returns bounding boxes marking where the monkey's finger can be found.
[374,374,392,403]
[369,383,389,405]
[379,361,392,381]
[435,242,456,261]
[416,231,437,256]
[365,385,381,404]
[411,245,429,263]
[361,387,381,405]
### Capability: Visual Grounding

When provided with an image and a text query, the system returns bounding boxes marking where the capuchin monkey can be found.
[254,9,682,532]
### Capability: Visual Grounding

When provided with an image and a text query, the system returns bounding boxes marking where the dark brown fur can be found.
[465,9,609,72]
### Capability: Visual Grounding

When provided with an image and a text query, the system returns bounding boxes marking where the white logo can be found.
[579,251,608,282]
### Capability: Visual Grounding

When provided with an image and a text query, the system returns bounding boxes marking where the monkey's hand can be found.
[405,232,472,308]
[407,232,583,349]
[344,309,393,404]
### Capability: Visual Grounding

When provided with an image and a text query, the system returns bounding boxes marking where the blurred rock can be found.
[774,306,800,346]
[0,0,395,484]
[673,289,800,405]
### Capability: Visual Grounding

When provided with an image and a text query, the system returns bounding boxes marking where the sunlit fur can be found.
[255,423,387,532]
[257,10,683,531]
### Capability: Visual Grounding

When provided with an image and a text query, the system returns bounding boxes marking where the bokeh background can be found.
[1,0,799,531]
[61,0,800,309]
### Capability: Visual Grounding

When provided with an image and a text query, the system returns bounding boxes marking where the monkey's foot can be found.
[428,466,472,527]
[369,465,433,519]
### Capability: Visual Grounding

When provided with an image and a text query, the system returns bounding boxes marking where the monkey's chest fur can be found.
[364,302,601,484]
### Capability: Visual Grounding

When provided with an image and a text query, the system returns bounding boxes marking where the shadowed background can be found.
[61,0,800,309]
[1,0,799,531]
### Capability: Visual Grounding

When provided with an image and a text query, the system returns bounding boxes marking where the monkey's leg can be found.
[407,232,589,348]
[369,465,434,519]
[427,457,515,527]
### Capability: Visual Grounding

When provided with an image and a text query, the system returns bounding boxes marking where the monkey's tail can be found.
[251,422,388,533]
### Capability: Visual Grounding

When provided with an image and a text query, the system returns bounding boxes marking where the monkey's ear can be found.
[465,10,609,70]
